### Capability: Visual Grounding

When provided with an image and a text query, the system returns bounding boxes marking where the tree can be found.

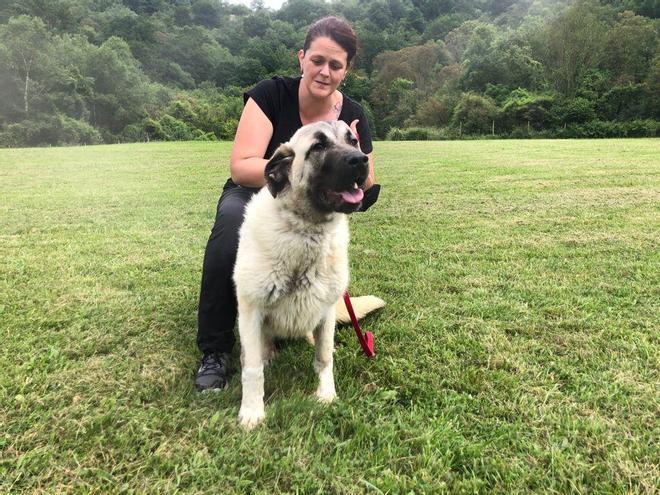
[598,83,649,120]
[0,15,51,116]
[0,0,657,146]
[159,26,232,84]
[551,97,596,126]
[372,41,452,95]
[444,20,484,63]
[242,9,271,37]
[85,37,163,137]
[422,13,466,42]
[2,0,89,31]
[413,93,457,127]
[602,11,657,84]
[644,53,660,119]
[369,77,417,136]
[191,0,224,28]
[275,0,331,28]
[123,0,167,15]
[46,33,97,121]
[451,92,498,134]
[545,0,610,97]
[500,88,556,131]
[381,78,417,135]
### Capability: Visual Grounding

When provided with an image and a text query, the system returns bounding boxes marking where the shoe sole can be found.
[198,382,230,393]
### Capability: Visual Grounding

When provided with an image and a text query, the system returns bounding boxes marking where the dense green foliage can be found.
[0,0,658,146]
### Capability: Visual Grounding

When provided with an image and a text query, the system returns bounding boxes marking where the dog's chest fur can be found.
[234,189,350,338]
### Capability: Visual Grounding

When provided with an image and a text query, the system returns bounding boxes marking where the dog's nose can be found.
[346,152,368,170]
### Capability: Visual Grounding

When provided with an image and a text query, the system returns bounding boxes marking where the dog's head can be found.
[264,121,369,216]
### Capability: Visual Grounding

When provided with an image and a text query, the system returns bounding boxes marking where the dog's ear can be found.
[264,144,294,197]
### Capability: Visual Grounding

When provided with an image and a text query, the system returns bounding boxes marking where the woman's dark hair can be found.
[303,16,358,66]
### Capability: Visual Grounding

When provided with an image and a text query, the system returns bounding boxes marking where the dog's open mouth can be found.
[324,182,364,205]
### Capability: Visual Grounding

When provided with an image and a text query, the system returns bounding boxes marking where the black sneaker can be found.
[195,352,232,392]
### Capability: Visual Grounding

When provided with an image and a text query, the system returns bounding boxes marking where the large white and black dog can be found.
[233,121,369,428]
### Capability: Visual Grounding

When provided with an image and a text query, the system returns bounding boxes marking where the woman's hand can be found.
[349,119,361,148]
[349,119,375,191]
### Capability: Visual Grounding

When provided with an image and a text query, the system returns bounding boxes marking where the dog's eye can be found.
[349,137,359,147]
[312,141,326,152]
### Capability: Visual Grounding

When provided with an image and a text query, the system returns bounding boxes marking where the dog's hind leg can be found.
[313,307,337,403]
[262,336,276,366]
[237,304,266,429]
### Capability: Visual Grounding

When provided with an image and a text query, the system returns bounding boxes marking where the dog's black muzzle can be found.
[310,148,370,215]
[333,149,369,187]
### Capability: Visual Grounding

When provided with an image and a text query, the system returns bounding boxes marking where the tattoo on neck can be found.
[333,101,342,117]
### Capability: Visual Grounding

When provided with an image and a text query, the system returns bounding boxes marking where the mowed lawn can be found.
[1,138,658,494]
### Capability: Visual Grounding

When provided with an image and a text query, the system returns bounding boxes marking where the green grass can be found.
[1,139,658,494]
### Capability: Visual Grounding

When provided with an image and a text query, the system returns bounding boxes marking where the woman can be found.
[195,16,379,391]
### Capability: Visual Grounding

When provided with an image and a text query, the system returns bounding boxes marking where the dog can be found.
[233,120,370,428]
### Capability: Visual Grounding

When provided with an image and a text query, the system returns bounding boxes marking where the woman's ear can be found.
[297,49,305,73]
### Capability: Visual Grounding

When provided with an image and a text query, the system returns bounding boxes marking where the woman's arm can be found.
[229,98,274,188]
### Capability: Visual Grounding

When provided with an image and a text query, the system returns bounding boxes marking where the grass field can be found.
[1,138,658,493]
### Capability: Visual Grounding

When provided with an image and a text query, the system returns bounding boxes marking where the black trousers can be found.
[197,179,259,355]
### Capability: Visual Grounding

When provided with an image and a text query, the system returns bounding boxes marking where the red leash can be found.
[343,291,375,358]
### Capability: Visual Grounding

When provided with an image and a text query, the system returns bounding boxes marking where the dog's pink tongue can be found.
[340,188,364,204]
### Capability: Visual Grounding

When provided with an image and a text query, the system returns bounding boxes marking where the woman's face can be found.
[298,36,349,99]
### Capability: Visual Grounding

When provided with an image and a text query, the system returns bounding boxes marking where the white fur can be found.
[234,121,357,429]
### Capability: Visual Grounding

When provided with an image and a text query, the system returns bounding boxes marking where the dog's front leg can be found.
[237,304,266,429]
[313,307,337,403]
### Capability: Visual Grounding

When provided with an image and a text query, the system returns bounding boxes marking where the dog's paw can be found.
[238,407,265,429]
[305,332,315,346]
[316,388,337,404]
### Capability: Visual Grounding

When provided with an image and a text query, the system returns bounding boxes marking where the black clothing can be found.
[197,180,259,354]
[245,76,373,159]
[196,76,377,356]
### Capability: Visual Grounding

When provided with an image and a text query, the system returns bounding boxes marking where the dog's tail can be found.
[335,295,385,324]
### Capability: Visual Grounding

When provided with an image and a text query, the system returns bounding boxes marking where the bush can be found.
[556,120,658,138]
[0,114,102,147]
[120,122,150,142]
[163,90,243,140]
[551,97,597,125]
[59,116,103,145]
[451,92,498,134]
[386,126,456,140]
[404,127,432,140]
[384,120,658,140]
[218,118,238,140]
[157,115,193,140]
[500,89,556,131]
[386,127,405,141]
[505,120,659,139]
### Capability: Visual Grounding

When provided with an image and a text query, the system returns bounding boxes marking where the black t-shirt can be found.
[244,76,374,159]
